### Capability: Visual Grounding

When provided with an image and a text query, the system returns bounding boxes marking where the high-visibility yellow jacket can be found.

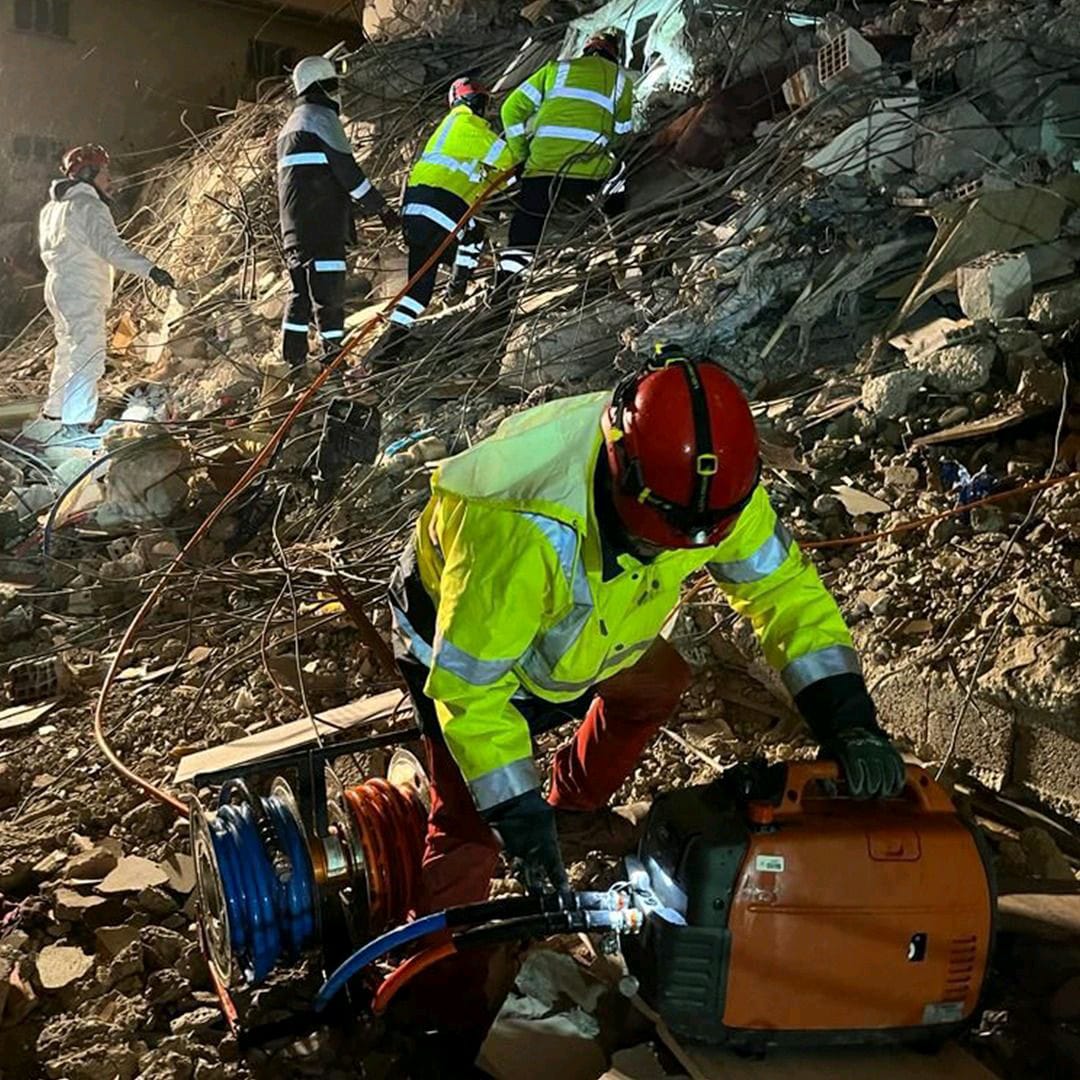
[396,392,859,811]
[406,105,517,216]
[500,55,633,180]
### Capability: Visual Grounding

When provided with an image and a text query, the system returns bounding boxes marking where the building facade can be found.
[0,0,356,224]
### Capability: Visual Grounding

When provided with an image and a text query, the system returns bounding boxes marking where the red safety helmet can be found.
[583,31,620,63]
[448,76,490,111]
[601,347,761,548]
[62,144,110,180]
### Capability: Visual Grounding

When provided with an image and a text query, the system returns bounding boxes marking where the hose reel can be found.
[190,733,430,992]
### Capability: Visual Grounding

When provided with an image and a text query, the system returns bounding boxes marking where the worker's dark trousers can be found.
[386,213,483,332]
[499,174,617,285]
[281,250,347,364]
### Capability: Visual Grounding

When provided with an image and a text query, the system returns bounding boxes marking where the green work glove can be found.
[795,671,904,799]
[820,725,905,799]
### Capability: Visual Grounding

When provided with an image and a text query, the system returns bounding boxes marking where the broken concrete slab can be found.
[804,96,917,182]
[918,342,997,393]
[53,887,110,923]
[890,317,978,363]
[914,101,1008,186]
[957,252,1033,322]
[35,943,94,991]
[97,856,170,895]
[65,838,123,882]
[1028,278,1080,331]
[861,369,923,419]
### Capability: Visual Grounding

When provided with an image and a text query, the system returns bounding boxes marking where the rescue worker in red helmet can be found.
[390,344,905,912]
[496,30,633,287]
[38,144,175,445]
[371,75,516,368]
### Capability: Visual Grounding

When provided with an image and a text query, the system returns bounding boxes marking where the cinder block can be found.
[1011,718,1080,820]
[816,28,881,90]
[957,251,1033,323]
[783,64,821,109]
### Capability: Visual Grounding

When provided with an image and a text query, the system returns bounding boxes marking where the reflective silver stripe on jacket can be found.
[280,152,329,167]
[483,138,508,166]
[282,322,308,333]
[505,122,527,139]
[781,645,862,696]
[535,125,609,146]
[517,81,543,107]
[389,601,434,667]
[419,114,488,182]
[433,634,518,686]
[350,179,372,199]
[525,637,654,695]
[516,513,596,692]
[708,521,793,585]
[469,756,541,811]
[313,259,347,272]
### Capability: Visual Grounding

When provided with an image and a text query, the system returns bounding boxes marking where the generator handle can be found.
[769,762,955,817]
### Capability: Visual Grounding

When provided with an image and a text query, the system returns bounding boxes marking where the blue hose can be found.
[208,793,317,984]
[314,911,449,1012]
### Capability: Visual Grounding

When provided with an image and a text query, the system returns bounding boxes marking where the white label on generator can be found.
[755,854,785,873]
[922,1001,965,1025]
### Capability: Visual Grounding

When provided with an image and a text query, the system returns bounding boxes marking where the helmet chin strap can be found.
[594,455,661,563]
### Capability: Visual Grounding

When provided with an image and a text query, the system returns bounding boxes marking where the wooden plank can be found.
[655,1020,995,1079]
[998,892,1080,942]
[0,398,43,429]
[172,689,408,782]
[910,405,1049,449]
[0,699,59,736]
[635,998,995,1080]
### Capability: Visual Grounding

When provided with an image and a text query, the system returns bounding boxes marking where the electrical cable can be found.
[316,898,641,1012]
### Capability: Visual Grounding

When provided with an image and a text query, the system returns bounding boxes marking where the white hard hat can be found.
[292,56,338,96]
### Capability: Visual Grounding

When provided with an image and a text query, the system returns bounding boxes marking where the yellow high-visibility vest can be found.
[407,105,516,205]
[500,55,633,180]
[395,392,858,810]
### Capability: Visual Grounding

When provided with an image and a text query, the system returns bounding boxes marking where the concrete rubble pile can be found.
[1,1,1079,1077]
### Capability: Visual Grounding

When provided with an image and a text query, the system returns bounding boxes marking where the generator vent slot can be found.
[943,935,978,1002]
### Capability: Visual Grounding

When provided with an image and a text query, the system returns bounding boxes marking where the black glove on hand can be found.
[379,206,402,231]
[484,788,568,894]
[149,266,175,289]
[820,726,905,799]
[795,672,904,799]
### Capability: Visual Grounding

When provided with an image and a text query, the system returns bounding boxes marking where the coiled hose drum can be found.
[192,749,429,989]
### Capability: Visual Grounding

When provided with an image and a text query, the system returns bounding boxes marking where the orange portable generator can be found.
[623,761,994,1051]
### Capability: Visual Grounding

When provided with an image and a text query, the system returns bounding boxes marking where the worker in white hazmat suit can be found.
[38,144,175,443]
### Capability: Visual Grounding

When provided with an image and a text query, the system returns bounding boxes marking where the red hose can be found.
[371,939,457,1015]
[344,778,427,932]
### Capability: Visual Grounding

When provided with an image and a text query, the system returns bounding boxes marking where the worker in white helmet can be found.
[277,56,398,369]
[38,144,175,445]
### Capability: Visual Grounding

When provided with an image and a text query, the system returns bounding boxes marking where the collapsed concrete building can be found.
[0,1,1079,1077]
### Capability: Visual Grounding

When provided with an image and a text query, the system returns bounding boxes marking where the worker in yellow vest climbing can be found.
[371,76,516,367]
[390,344,905,912]
[495,30,634,287]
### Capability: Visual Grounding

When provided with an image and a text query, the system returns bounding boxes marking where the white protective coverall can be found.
[39,180,153,425]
